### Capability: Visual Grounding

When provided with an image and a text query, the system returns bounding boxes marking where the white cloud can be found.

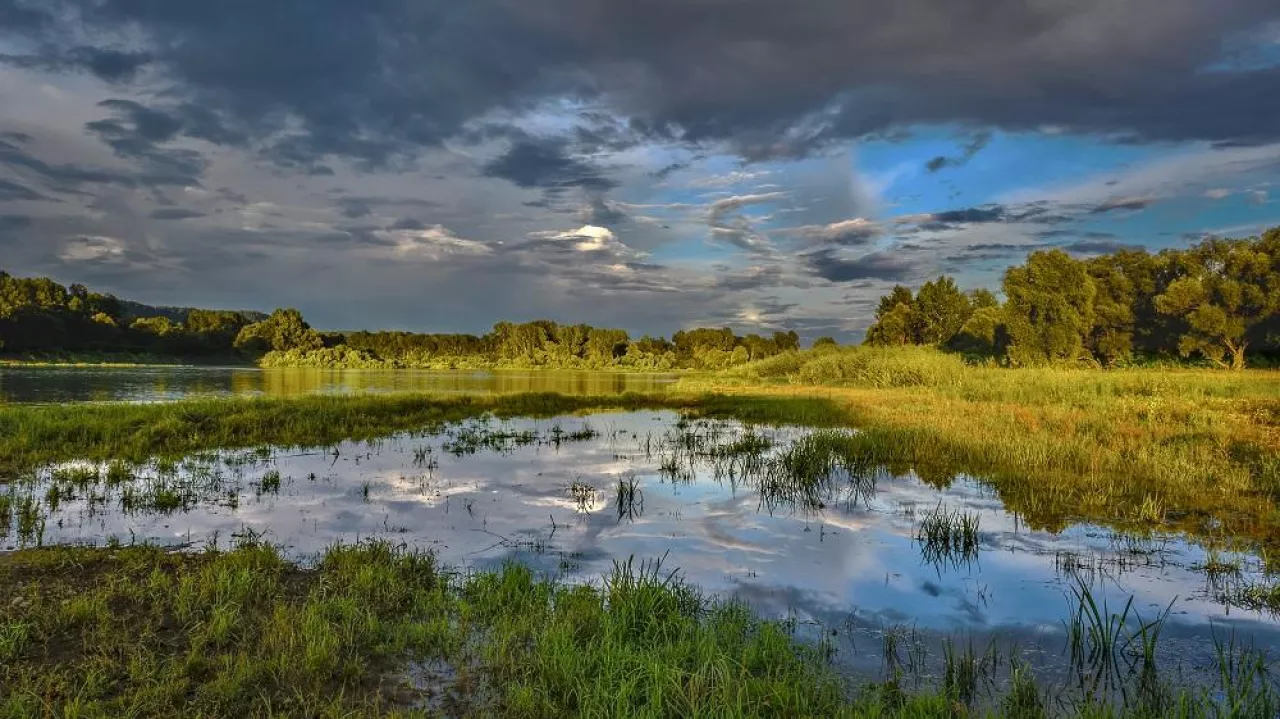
[685,170,772,189]
[1002,143,1280,207]
[780,217,880,243]
[374,225,493,259]
[706,192,789,218]
[553,224,617,252]
[58,235,126,262]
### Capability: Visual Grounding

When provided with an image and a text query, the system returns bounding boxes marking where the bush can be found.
[794,346,966,388]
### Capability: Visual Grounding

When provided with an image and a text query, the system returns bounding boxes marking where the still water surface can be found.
[0,366,678,403]
[8,410,1278,685]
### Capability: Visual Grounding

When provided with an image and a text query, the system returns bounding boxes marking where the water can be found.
[0,366,678,404]
[6,410,1278,689]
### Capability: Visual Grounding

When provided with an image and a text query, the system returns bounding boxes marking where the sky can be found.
[1,1,1279,341]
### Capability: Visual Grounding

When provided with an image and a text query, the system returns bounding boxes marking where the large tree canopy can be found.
[1154,233,1280,369]
[860,227,1280,369]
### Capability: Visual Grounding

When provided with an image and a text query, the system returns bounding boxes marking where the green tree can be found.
[131,316,178,337]
[234,309,324,353]
[771,330,800,353]
[947,306,1006,358]
[968,288,999,310]
[912,276,972,345]
[864,285,916,346]
[877,285,914,317]
[864,302,914,346]
[1154,235,1279,369]
[585,328,629,364]
[1003,250,1096,365]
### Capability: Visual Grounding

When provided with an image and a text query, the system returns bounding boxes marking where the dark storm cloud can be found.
[902,202,1085,231]
[482,136,618,193]
[1089,196,1158,214]
[390,218,426,231]
[0,214,32,232]
[0,47,151,83]
[82,100,208,186]
[3,0,1277,172]
[930,206,1008,224]
[578,196,629,226]
[149,208,206,220]
[711,265,808,292]
[0,178,47,201]
[0,142,181,191]
[806,248,917,282]
[925,131,992,173]
[336,199,373,219]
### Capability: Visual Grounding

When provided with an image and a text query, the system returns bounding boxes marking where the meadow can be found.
[1,347,1279,717]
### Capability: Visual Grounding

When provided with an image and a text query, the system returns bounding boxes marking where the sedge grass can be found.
[2,542,1277,718]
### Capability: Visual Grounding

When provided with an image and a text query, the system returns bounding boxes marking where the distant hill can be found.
[119,300,269,325]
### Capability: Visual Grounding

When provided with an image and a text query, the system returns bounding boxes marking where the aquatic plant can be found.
[257,469,282,494]
[615,473,642,521]
[1,542,1278,717]
[915,503,981,568]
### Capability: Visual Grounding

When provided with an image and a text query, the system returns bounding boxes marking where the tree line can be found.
[0,270,801,369]
[0,271,265,358]
[864,228,1280,368]
[266,320,802,370]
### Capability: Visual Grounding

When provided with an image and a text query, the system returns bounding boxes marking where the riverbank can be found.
[2,541,1274,718]
[0,351,245,368]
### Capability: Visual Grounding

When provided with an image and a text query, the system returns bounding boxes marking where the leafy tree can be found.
[876,285,914,317]
[1084,250,1168,365]
[864,285,916,346]
[672,328,737,358]
[131,316,178,337]
[1154,235,1279,369]
[812,336,838,349]
[740,334,774,361]
[771,330,801,353]
[865,302,915,346]
[948,306,1006,358]
[235,309,324,353]
[968,288,999,310]
[585,328,629,364]
[912,276,972,345]
[1002,250,1096,365]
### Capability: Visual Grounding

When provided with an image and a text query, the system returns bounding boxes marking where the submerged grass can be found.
[0,393,691,472]
[686,347,1280,550]
[2,542,1277,718]
[915,503,981,568]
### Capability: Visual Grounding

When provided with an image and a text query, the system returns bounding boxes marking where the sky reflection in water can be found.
[9,410,1279,681]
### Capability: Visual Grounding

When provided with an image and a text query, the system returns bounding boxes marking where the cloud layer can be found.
[1,0,1279,339]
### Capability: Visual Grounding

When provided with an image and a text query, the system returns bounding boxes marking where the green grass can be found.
[2,542,1276,718]
[1221,580,1280,615]
[0,393,693,472]
[915,504,981,568]
[684,347,1280,551]
[2,346,1278,547]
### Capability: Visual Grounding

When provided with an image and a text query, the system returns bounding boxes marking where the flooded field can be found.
[5,409,1278,701]
[0,366,678,404]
